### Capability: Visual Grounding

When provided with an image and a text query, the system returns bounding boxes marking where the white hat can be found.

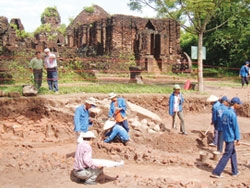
[108,92,117,99]
[103,120,116,130]
[81,131,96,138]
[49,53,56,59]
[206,95,219,102]
[173,84,181,90]
[85,97,97,106]
[44,48,50,53]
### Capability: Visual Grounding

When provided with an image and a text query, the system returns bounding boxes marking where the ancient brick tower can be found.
[66,5,180,73]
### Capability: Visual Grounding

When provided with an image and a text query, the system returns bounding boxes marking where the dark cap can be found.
[221,96,229,102]
[245,61,250,65]
[231,97,243,105]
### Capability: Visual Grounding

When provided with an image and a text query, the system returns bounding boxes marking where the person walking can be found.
[206,95,220,147]
[108,92,129,132]
[215,96,229,153]
[239,61,249,88]
[169,84,187,134]
[73,131,103,185]
[74,97,97,144]
[44,48,59,93]
[29,51,43,89]
[211,97,242,178]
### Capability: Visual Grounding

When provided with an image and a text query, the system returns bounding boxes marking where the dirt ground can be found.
[0,80,250,188]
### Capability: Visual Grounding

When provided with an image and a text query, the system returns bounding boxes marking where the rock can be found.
[127,101,162,122]
[22,85,38,96]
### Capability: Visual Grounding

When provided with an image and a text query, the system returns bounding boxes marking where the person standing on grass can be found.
[29,51,43,89]
[206,95,220,147]
[44,48,59,93]
[211,97,242,178]
[168,84,187,135]
[239,61,249,88]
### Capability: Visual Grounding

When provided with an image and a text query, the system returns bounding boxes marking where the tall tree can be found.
[128,0,243,92]
[204,4,250,70]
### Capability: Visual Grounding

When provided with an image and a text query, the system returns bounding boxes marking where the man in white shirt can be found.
[44,48,59,93]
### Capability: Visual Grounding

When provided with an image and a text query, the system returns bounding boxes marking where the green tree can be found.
[128,0,244,92]
[180,30,197,57]
[204,4,250,71]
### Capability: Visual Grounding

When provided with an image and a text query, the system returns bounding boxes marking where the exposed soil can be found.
[0,80,250,188]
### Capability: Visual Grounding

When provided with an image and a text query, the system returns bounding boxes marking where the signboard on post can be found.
[191,46,206,60]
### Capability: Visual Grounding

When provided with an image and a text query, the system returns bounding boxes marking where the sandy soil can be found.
[0,80,250,188]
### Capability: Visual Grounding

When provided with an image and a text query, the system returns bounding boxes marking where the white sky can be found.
[0,0,156,32]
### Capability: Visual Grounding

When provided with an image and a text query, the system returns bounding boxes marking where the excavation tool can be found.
[240,142,250,147]
[200,124,211,140]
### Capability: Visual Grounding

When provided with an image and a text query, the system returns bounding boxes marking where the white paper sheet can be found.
[93,159,124,168]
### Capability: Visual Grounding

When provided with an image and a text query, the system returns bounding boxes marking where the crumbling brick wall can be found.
[69,14,180,73]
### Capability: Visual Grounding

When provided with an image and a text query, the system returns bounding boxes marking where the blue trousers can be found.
[117,119,129,132]
[47,69,58,91]
[212,129,218,145]
[212,141,238,176]
[217,131,224,152]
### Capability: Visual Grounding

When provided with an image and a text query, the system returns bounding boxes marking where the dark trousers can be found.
[33,69,43,89]
[241,76,249,86]
[47,68,58,91]
[212,142,238,176]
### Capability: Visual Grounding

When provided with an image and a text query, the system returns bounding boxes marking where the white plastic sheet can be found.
[93,159,124,168]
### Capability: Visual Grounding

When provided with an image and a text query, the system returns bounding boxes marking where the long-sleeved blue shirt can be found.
[216,103,229,131]
[104,124,129,143]
[108,97,127,118]
[221,107,240,142]
[74,105,92,133]
[169,92,184,116]
[239,65,249,77]
[211,101,220,127]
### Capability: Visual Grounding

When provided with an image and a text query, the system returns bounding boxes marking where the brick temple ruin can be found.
[66,5,181,73]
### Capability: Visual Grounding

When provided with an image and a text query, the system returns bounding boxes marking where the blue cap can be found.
[221,96,229,102]
[231,97,243,105]
[245,61,250,65]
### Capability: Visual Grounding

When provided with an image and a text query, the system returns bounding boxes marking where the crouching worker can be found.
[73,131,103,185]
[103,120,130,146]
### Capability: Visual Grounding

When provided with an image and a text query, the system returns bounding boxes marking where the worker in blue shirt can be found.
[215,96,229,153]
[103,120,130,146]
[239,61,249,88]
[108,92,129,132]
[211,97,242,178]
[206,95,220,147]
[74,97,97,144]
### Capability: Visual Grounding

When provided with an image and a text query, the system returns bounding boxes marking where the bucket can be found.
[199,151,208,162]
[213,151,221,160]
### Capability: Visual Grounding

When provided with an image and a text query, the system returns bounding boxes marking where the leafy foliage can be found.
[10,23,30,39]
[34,23,52,35]
[41,7,59,19]
[203,1,250,72]
[83,6,95,13]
